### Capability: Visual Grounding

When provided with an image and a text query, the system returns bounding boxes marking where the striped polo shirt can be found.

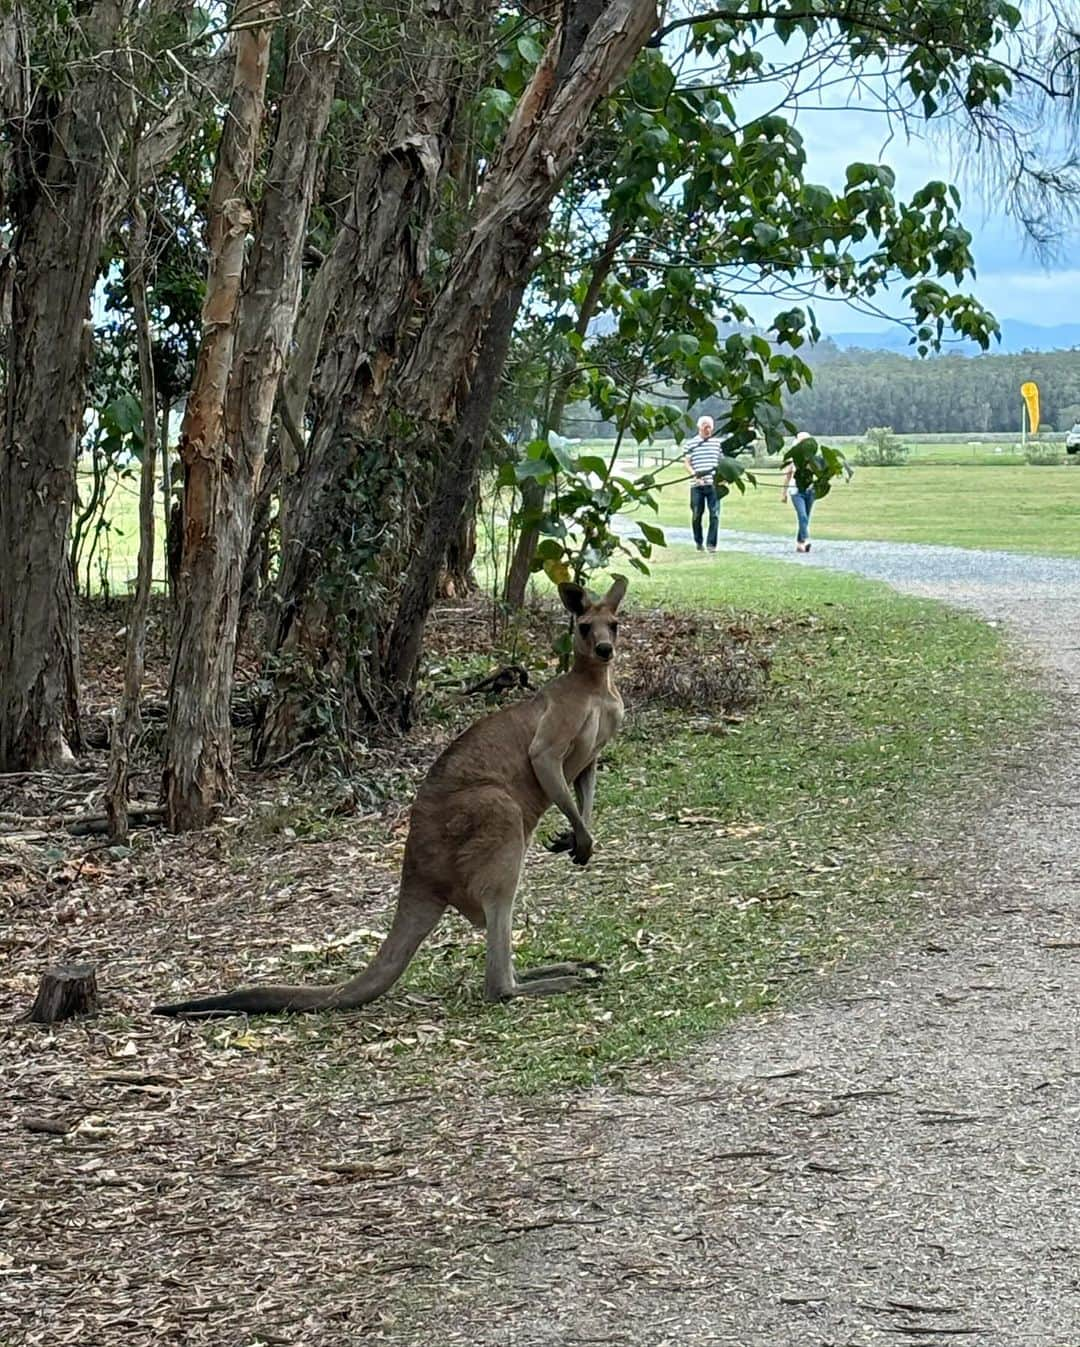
[684,435,722,479]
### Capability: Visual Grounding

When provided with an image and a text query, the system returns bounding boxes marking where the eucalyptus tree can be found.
[162,6,339,829]
[0,0,219,770]
[253,0,660,759]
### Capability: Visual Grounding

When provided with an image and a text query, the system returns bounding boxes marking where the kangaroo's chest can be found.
[566,690,624,778]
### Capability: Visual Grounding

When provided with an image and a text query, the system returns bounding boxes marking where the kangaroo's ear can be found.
[558,582,589,616]
[604,575,628,612]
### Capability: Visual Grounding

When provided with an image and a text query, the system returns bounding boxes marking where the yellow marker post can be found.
[1020,381,1040,446]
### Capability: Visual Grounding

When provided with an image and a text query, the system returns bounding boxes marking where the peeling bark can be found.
[163,12,337,830]
[262,0,657,744]
[254,0,480,760]
[381,0,657,717]
[384,287,524,724]
[396,0,657,422]
[0,0,138,770]
[0,0,212,770]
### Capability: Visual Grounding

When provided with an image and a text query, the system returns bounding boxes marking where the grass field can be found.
[599,433,1060,469]
[76,433,1080,595]
[621,459,1080,556]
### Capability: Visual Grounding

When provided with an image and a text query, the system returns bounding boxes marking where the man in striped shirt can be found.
[682,415,723,552]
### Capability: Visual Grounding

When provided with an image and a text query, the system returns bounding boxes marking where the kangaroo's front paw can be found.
[570,828,594,866]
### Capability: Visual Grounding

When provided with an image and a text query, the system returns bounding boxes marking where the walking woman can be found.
[781,431,817,553]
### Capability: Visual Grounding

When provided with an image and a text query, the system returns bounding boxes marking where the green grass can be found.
[567,436,1080,555]
[78,434,1075,592]
[627,460,1080,555]
[215,552,1038,1096]
[73,470,168,594]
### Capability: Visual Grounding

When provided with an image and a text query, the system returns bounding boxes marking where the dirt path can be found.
[404,542,1080,1347]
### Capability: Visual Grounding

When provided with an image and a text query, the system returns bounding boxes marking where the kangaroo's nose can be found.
[595,642,613,661]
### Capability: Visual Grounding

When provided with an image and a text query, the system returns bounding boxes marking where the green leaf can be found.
[543,558,572,585]
[714,456,746,485]
[576,455,611,479]
[517,34,544,64]
[104,392,144,436]
[845,162,876,188]
[547,435,576,472]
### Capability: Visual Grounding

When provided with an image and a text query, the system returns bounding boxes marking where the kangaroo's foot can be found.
[517,960,604,982]
[489,973,595,1001]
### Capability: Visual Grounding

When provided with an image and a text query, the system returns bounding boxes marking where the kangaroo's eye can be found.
[611,623,618,638]
[578,622,592,636]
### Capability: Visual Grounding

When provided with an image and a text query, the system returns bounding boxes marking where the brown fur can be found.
[153,577,627,1016]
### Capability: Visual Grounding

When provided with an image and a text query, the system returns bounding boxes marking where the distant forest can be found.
[565,344,1080,441]
[778,344,1080,436]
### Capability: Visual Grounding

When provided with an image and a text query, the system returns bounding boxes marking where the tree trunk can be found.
[379,0,656,718]
[0,1,139,770]
[439,502,479,598]
[394,0,655,421]
[254,4,479,761]
[105,190,158,845]
[260,0,657,745]
[384,287,523,723]
[160,403,173,601]
[238,436,278,638]
[504,477,545,610]
[24,964,99,1024]
[163,13,337,830]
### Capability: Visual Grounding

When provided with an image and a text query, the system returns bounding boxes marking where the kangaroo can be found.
[153,577,627,1017]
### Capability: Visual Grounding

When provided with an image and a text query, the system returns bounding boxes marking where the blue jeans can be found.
[691,484,719,549]
[790,486,815,542]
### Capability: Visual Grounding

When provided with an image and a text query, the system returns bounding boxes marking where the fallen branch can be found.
[66,806,164,836]
[0,804,164,844]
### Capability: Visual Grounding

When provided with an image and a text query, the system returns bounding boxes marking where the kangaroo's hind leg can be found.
[463,797,596,1001]
[484,898,594,1001]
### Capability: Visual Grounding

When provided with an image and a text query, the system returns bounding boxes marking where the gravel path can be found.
[420,533,1080,1347]
[619,516,1080,601]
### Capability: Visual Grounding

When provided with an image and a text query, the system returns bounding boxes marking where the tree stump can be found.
[24,964,99,1023]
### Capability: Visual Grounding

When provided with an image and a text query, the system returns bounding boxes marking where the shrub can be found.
[620,619,772,715]
[854,426,909,467]
[1024,441,1064,466]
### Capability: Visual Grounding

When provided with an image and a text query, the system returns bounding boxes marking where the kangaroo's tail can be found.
[152,893,444,1018]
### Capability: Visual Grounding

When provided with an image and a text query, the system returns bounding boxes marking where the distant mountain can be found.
[825,319,1080,356]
